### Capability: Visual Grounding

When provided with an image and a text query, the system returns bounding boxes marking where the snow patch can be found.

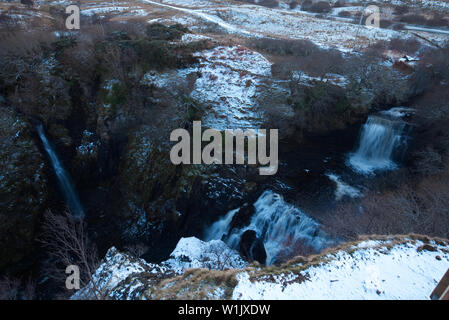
[232,239,449,299]
[326,173,361,200]
[162,237,247,273]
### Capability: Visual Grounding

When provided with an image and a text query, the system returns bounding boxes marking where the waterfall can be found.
[348,115,407,174]
[37,124,85,218]
[205,191,332,265]
[204,208,239,242]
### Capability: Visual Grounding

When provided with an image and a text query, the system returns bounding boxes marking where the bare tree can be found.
[206,245,237,271]
[39,210,104,299]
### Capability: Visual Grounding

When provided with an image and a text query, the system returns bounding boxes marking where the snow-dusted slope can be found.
[233,237,449,300]
[73,235,449,300]
[142,45,271,130]
[71,247,175,300]
[192,45,271,129]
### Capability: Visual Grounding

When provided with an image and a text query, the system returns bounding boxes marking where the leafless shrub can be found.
[258,0,279,8]
[334,0,347,7]
[392,23,405,30]
[380,20,393,29]
[419,45,449,84]
[202,246,238,271]
[301,0,313,11]
[387,37,421,54]
[20,0,34,7]
[289,1,299,9]
[338,11,352,18]
[274,49,344,78]
[39,210,103,299]
[124,243,149,258]
[302,0,331,13]
[394,5,409,15]
[426,14,449,28]
[413,147,446,176]
[323,173,449,240]
[237,0,278,7]
[399,14,428,25]
[249,37,319,57]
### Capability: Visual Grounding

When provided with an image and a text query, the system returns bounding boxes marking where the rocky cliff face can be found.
[72,235,449,300]
[0,108,48,271]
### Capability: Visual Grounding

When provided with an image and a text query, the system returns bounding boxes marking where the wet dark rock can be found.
[239,230,266,264]
[229,202,255,231]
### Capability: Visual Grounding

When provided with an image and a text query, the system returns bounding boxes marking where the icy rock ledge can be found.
[162,237,247,274]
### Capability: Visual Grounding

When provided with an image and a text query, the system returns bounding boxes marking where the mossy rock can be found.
[119,126,211,228]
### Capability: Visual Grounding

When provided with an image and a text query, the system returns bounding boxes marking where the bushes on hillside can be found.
[145,23,188,41]
[301,0,331,13]
[249,37,320,56]
[289,1,299,9]
[323,173,449,240]
[258,0,279,8]
[398,13,449,28]
[237,0,279,8]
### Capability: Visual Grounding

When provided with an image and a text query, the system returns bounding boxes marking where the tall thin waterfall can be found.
[37,124,84,218]
[205,191,332,265]
[348,115,407,174]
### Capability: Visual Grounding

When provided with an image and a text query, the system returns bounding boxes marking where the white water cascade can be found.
[205,191,332,265]
[37,124,85,218]
[348,115,407,174]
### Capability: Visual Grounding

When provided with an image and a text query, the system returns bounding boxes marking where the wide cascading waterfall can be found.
[348,115,407,174]
[205,191,332,265]
[37,124,84,218]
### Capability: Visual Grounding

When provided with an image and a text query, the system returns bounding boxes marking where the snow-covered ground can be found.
[142,0,253,36]
[4,0,449,51]
[143,44,272,130]
[192,45,271,129]
[73,236,449,300]
[232,237,449,300]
